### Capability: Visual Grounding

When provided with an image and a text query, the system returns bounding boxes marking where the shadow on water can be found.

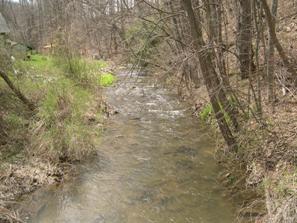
[23,71,236,223]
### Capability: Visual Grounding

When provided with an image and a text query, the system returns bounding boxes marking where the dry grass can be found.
[0,158,66,222]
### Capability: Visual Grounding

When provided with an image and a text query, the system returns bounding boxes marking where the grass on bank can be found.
[0,53,116,163]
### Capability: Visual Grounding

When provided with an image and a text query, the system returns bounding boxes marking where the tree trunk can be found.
[0,70,35,111]
[237,0,253,79]
[203,0,239,131]
[181,0,237,151]
[267,0,278,103]
[167,0,199,86]
[260,0,297,83]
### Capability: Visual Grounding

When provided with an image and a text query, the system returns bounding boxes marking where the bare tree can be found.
[237,0,254,79]
[260,0,297,84]
[181,0,237,150]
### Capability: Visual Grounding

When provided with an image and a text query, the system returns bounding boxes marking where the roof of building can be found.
[0,12,10,34]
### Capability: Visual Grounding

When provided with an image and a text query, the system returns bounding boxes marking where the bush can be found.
[99,73,116,87]
[199,102,233,126]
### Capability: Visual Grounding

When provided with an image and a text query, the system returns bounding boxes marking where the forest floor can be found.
[0,54,116,222]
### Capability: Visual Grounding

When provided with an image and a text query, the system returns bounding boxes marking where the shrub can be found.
[99,73,116,87]
[199,102,233,127]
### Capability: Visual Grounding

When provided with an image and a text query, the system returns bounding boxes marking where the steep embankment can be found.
[0,54,116,222]
[178,3,297,222]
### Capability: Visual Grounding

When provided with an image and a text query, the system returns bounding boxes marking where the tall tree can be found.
[181,0,237,150]
[260,0,297,89]
[237,0,253,79]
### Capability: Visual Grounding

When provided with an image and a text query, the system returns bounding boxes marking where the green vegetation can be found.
[0,53,112,163]
[33,77,101,161]
[4,113,27,128]
[199,101,236,128]
[0,50,115,222]
[24,54,53,70]
[199,103,213,122]
[99,73,116,87]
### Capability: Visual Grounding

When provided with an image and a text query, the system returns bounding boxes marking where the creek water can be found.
[25,71,235,223]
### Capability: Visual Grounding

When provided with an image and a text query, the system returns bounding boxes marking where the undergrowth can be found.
[1,53,115,163]
[199,103,213,122]
[0,52,116,222]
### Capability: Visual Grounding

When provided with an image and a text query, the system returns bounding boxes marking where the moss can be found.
[99,73,116,87]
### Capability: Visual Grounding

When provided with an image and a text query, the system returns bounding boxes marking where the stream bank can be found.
[0,55,113,223]
[175,75,297,223]
[20,70,236,223]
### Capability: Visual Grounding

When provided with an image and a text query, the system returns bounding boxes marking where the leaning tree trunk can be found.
[181,0,237,151]
[202,0,239,131]
[237,0,253,79]
[260,0,297,85]
[0,70,35,111]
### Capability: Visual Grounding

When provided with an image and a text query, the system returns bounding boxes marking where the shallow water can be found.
[25,72,235,223]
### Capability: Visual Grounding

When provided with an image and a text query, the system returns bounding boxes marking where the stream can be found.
[24,71,235,223]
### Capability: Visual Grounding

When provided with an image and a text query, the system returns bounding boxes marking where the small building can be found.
[6,39,30,59]
[0,12,10,35]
